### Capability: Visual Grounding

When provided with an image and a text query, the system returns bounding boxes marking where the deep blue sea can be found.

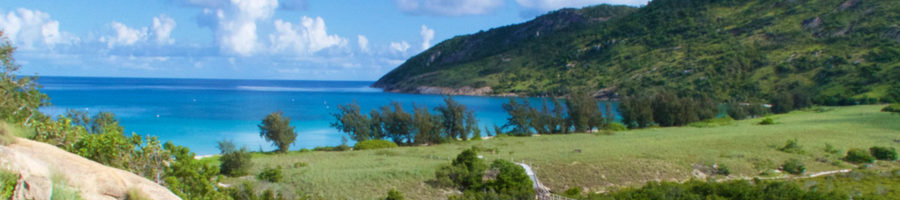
[37,76,554,155]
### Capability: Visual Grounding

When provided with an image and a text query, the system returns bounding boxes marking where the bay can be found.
[37,76,535,155]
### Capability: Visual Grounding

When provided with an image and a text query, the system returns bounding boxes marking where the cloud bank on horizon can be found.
[0,0,646,81]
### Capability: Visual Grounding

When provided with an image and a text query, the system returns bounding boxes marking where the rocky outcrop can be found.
[0,137,180,200]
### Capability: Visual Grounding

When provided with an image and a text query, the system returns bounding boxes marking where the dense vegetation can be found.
[331,96,480,145]
[375,0,900,106]
[434,148,535,200]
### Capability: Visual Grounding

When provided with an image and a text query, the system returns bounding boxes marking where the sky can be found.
[1,0,646,81]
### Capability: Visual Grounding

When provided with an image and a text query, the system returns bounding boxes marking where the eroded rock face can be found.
[0,138,180,200]
[415,86,496,96]
[13,175,51,200]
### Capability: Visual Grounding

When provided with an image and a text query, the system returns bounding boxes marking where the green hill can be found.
[373,0,900,102]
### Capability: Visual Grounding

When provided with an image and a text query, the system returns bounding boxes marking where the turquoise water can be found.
[38,76,547,155]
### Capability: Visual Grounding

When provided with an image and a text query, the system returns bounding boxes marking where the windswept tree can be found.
[412,103,442,145]
[331,101,373,141]
[259,111,297,153]
[566,90,602,133]
[435,96,477,140]
[380,101,413,145]
[502,98,534,135]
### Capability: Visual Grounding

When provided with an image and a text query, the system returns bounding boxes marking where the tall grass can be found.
[230,105,900,199]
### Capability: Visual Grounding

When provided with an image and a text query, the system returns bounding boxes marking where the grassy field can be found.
[211,105,900,199]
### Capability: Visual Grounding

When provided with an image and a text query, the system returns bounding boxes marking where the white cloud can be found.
[420,25,434,50]
[357,35,369,52]
[396,0,504,16]
[268,16,347,55]
[390,41,410,52]
[205,0,278,56]
[152,15,177,45]
[0,8,73,49]
[105,22,148,48]
[515,0,646,17]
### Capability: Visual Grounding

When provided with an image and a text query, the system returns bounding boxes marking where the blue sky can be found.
[2,0,645,81]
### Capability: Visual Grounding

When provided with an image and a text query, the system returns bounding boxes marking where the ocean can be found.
[37,76,552,155]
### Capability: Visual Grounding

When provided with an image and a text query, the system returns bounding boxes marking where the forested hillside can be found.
[374,0,900,103]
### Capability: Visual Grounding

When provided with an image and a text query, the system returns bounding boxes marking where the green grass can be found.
[221,105,899,199]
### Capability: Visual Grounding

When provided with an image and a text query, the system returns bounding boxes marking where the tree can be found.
[380,101,413,145]
[0,31,49,126]
[258,111,297,153]
[412,103,442,144]
[435,96,477,140]
[90,111,123,134]
[502,98,533,135]
[566,90,601,133]
[331,101,372,141]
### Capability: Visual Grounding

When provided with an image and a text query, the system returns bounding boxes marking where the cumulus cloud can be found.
[390,41,410,53]
[395,0,504,16]
[200,0,278,56]
[0,8,73,49]
[104,22,148,48]
[357,35,369,52]
[420,25,434,50]
[268,16,347,55]
[152,15,177,45]
[515,0,646,17]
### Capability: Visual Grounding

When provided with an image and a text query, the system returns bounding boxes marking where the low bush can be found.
[125,188,151,200]
[688,117,735,128]
[354,140,399,150]
[563,187,582,199]
[293,162,309,168]
[777,139,804,154]
[219,147,253,177]
[0,169,17,199]
[882,103,900,113]
[759,118,775,125]
[781,159,805,175]
[313,145,350,152]
[845,148,876,164]
[257,166,283,183]
[385,189,405,200]
[716,164,731,176]
[604,122,627,131]
[870,146,898,161]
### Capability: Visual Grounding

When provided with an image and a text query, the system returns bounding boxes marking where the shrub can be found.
[882,103,900,113]
[777,139,803,154]
[354,140,399,150]
[0,169,17,199]
[125,188,151,200]
[257,166,283,183]
[759,118,775,125]
[824,143,842,155]
[563,187,582,199]
[219,147,253,177]
[605,122,627,131]
[781,159,805,175]
[716,164,731,176]
[385,189,405,200]
[845,148,875,164]
[293,162,309,168]
[870,146,898,161]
